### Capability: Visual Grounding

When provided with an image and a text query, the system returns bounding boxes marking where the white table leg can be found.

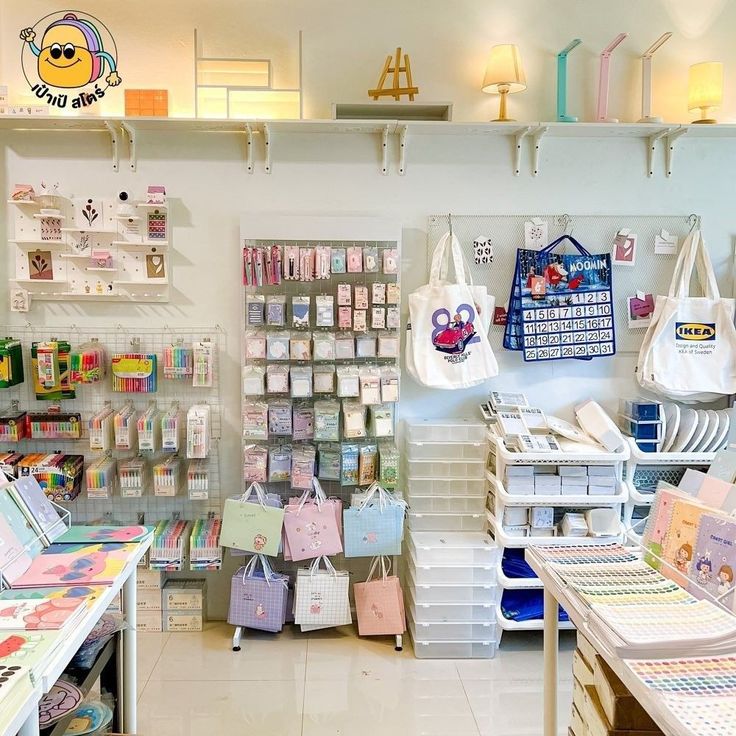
[543,588,559,736]
[232,626,243,651]
[121,569,138,732]
[18,713,40,736]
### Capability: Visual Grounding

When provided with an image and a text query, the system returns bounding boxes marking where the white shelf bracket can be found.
[398,124,408,176]
[665,126,688,177]
[381,124,390,175]
[514,126,532,176]
[646,128,668,177]
[244,123,254,174]
[120,122,136,172]
[263,123,272,174]
[531,126,549,176]
[103,121,120,172]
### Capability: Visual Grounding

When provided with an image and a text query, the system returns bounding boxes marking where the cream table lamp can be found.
[482,44,527,122]
[688,62,723,124]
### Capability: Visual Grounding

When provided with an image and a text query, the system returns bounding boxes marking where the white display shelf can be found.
[60,227,116,234]
[626,438,717,465]
[496,559,543,590]
[112,241,169,248]
[136,202,168,210]
[496,607,576,632]
[58,253,93,259]
[490,434,630,467]
[487,511,623,548]
[114,214,142,220]
[487,471,627,507]
[113,279,169,286]
[10,239,65,246]
[33,213,66,220]
[6,199,38,205]
[29,292,168,302]
[627,483,656,506]
[14,278,68,286]
[86,267,117,272]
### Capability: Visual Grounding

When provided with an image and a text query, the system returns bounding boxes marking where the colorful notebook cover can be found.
[693,512,736,610]
[0,596,86,630]
[0,631,60,681]
[0,487,43,558]
[660,497,711,588]
[12,542,136,588]
[9,476,65,544]
[0,515,33,585]
[0,585,101,609]
[642,486,680,569]
[55,525,151,545]
[0,662,33,715]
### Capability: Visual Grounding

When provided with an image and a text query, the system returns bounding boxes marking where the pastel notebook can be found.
[0,631,60,683]
[8,476,65,545]
[0,585,102,609]
[693,513,736,610]
[660,497,712,588]
[0,515,33,586]
[0,662,34,719]
[11,542,137,588]
[0,487,43,558]
[55,524,151,545]
[0,596,86,630]
[641,485,680,569]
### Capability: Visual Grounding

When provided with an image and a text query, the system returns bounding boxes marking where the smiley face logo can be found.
[20,12,120,109]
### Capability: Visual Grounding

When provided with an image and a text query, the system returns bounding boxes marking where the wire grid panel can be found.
[428,214,695,354]
[0,324,225,524]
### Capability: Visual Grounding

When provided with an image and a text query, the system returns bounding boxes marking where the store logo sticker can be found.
[20,11,121,109]
[675,323,716,341]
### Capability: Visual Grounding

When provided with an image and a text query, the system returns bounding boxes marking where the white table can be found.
[6,534,152,736]
[526,549,678,736]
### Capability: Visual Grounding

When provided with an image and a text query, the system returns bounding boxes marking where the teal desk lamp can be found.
[557,39,582,122]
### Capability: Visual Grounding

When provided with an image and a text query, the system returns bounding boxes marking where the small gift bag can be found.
[294,556,352,631]
[221,482,285,557]
[228,555,289,633]
[283,478,343,561]
[354,556,406,637]
[343,482,406,558]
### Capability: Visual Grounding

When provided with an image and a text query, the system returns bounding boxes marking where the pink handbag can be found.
[283,479,343,561]
[354,556,406,636]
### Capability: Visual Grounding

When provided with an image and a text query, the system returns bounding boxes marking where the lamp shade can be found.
[482,44,527,94]
[688,62,723,111]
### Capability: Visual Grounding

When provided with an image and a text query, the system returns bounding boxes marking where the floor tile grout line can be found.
[137,633,171,703]
[300,637,309,736]
[457,666,483,736]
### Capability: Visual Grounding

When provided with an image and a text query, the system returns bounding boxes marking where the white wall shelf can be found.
[3,115,734,176]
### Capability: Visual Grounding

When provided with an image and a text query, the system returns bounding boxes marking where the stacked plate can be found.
[662,404,731,453]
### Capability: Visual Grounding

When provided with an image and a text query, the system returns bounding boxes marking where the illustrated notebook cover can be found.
[55,524,151,545]
[0,515,33,586]
[692,512,736,610]
[0,585,102,609]
[9,476,65,544]
[11,542,137,588]
[660,497,713,589]
[0,596,86,630]
[0,631,60,682]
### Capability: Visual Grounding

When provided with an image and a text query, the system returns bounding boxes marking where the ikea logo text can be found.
[675,322,716,341]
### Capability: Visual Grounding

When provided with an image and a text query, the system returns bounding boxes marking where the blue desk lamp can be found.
[556,39,582,122]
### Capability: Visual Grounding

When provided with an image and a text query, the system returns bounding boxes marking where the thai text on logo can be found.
[675,322,716,341]
[20,11,121,110]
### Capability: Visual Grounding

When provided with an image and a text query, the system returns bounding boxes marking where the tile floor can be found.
[137,624,575,736]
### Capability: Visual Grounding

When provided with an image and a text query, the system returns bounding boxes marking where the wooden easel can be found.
[368,47,419,101]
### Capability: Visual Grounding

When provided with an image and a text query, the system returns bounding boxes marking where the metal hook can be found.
[448,213,453,240]
[557,213,573,234]
[687,213,701,231]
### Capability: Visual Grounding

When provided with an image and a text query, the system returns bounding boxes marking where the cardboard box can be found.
[584,685,661,736]
[137,569,165,590]
[163,580,207,611]
[137,587,163,611]
[594,656,660,731]
[163,610,203,632]
[136,609,163,633]
[572,676,585,714]
[573,648,595,688]
[570,702,586,736]
[576,631,597,667]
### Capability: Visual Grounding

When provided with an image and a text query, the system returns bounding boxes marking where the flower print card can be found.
[660,497,711,589]
[693,513,736,610]
[12,542,136,588]
[612,229,637,266]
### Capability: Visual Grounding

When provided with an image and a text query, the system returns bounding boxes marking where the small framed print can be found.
[28,249,53,280]
[146,253,166,279]
[613,231,637,267]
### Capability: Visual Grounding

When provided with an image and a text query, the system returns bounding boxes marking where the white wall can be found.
[1,0,736,616]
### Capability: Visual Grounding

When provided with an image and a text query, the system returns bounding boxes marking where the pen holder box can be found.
[0,409,27,441]
[28,411,82,439]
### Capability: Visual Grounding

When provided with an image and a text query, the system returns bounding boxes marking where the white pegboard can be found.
[428,214,697,354]
[0,324,224,524]
[9,194,169,302]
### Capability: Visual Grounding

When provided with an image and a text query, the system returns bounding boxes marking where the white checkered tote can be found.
[294,556,351,630]
[227,555,289,633]
[343,483,405,558]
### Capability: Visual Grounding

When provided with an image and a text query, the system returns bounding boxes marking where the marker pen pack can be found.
[0,339,24,389]
[70,340,106,384]
[163,343,194,380]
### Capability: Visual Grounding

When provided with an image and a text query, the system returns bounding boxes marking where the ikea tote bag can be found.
[227,555,289,633]
[636,230,736,401]
[407,231,499,389]
[221,482,285,557]
[354,556,406,637]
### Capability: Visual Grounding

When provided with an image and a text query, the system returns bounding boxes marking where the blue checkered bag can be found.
[227,555,289,633]
[343,483,405,558]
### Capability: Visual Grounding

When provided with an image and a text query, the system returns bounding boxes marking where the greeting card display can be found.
[504,235,615,362]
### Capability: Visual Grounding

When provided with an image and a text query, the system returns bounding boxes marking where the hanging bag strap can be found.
[365,555,392,585]
[429,231,468,287]
[672,230,720,300]
[539,234,592,257]
[309,555,338,577]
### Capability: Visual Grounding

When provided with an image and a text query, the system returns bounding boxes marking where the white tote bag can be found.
[294,556,352,631]
[407,232,499,389]
[636,229,736,402]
